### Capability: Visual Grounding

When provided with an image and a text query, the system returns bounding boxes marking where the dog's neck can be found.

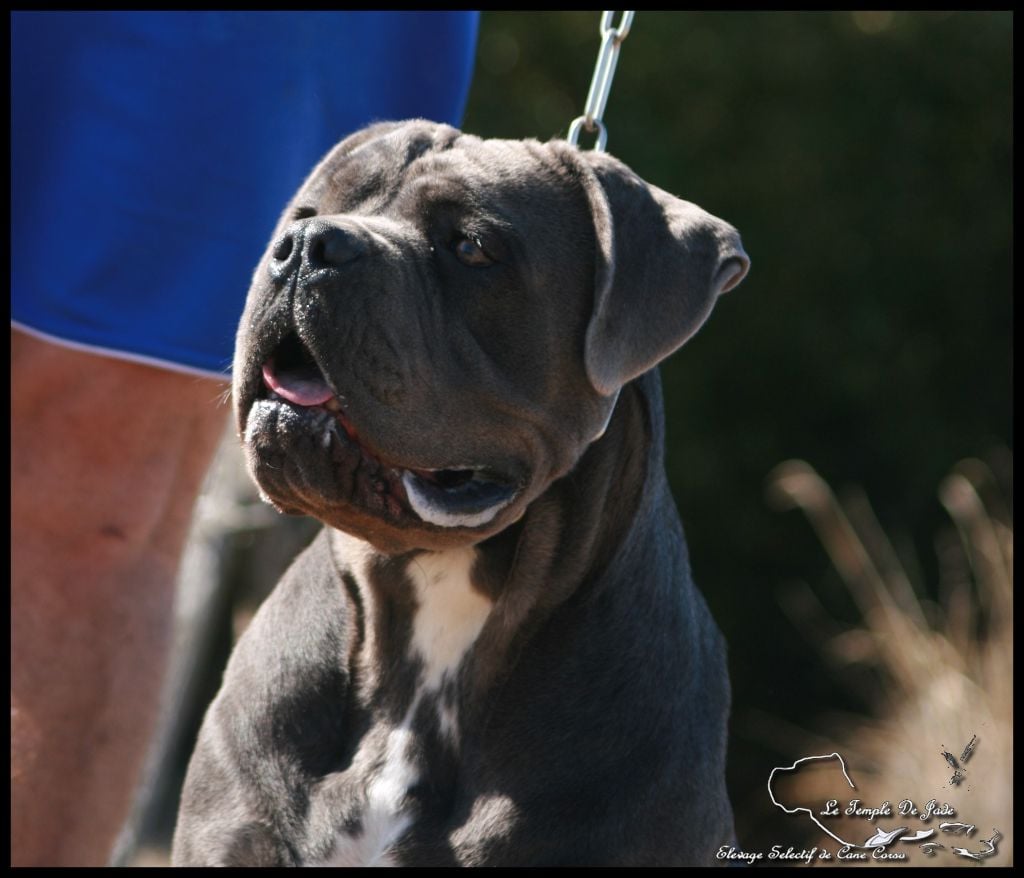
[329,372,658,724]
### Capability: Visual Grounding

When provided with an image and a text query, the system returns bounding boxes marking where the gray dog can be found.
[172,120,749,866]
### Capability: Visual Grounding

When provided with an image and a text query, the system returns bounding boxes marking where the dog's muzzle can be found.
[252,331,521,529]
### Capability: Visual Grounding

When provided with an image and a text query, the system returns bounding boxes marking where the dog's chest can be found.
[312,531,492,866]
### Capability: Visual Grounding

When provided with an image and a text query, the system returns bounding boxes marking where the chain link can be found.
[567,11,635,152]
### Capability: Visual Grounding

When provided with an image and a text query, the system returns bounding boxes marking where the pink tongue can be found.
[262,360,335,407]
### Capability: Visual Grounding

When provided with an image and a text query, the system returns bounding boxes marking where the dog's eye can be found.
[453,236,493,267]
[292,205,317,220]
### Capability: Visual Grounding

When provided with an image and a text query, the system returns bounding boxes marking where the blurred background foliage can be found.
[462,10,1011,852]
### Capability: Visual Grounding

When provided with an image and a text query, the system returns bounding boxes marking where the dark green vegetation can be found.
[462,11,1011,849]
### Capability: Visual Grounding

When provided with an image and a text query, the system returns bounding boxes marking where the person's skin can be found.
[11,328,229,866]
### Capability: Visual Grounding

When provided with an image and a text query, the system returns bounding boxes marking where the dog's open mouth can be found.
[256,332,519,529]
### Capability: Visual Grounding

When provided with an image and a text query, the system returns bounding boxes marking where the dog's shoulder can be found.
[173,527,358,866]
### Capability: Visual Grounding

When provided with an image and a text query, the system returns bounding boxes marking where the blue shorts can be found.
[11,11,479,379]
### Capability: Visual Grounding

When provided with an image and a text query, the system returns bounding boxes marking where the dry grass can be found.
[765,453,1013,866]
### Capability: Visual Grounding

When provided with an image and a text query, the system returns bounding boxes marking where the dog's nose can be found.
[303,220,369,270]
[268,220,369,280]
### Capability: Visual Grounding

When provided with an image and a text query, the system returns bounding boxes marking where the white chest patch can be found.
[315,538,491,867]
[405,547,492,693]
[314,725,418,868]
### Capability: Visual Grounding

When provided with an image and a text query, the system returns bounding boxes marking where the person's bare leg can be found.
[11,329,229,866]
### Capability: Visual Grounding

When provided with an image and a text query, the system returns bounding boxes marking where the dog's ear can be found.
[567,148,750,397]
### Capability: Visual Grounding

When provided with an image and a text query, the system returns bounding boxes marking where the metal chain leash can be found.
[567,11,635,152]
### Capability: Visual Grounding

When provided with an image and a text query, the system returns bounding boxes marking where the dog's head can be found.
[234,120,748,554]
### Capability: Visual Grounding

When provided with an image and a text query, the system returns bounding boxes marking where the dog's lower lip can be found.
[401,468,518,528]
[256,391,518,526]
[261,389,361,445]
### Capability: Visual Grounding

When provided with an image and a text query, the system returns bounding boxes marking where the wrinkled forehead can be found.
[302,132,580,223]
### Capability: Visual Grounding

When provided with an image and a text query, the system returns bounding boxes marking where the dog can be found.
[172,119,749,866]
